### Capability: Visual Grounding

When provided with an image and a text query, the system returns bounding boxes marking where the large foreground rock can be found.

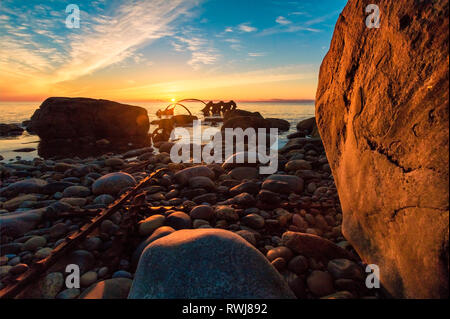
[315,0,449,298]
[28,97,150,143]
[128,229,296,299]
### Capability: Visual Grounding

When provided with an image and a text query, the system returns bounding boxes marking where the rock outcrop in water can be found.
[315,0,449,298]
[222,109,290,132]
[28,97,150,144]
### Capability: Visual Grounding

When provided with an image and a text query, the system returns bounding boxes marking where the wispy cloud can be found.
[171,33,219,69]
[55,0,197,82]
[259,24,320,36]
[276,16,292,25]
[248,52,266,57]
[238,23,257,33]
[0,0,200,85]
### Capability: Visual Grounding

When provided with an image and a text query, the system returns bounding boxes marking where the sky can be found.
[0,0,348,102]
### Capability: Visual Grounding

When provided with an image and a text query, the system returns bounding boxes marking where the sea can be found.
[0,101,315,162]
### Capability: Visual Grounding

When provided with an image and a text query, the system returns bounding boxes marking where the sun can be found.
[171,98,176,102]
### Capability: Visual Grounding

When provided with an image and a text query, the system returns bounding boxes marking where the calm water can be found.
[0,101,315,161]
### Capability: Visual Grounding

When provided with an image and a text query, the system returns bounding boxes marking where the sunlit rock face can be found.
[29,97,150,143]
[315,0,449,298]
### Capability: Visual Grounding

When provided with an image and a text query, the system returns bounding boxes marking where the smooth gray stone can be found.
[128,229,296,299]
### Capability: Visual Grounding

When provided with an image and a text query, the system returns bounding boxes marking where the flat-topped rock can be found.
[28,97,150,143]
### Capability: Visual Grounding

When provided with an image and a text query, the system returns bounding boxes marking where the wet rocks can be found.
[0,178,47,197]
[92,172,136,195]
[80,271,98,287]
[189,205,215,220]
[0,123,24,136]
[233,193,256,207]
[93,194,115,205]
[23,236,47,251]
[257,190,281,204]
[138,215,165,236]
[128,229,296,299]
[62,186,91,198]
[64,250,95,274]
[285,160,312,171]
[215,206,239,222]
[229,181,259,196]
[174,166,215,185]
[306,270,334,297]
[281,231,355,261]
[265,175,303,194]
[166,212,192,230]
[0,209,45,237]
[39,272,64,299]
[327,259,363,281]
[3,194,38,211]
[188,176,215,191]
[241,213,265,229]
[80,278,133,299]
[229,167,259,181]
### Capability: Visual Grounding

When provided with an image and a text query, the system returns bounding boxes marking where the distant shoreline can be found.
[0,99,316,104]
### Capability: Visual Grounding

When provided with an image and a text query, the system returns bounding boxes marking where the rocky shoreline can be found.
[0,117,379,299]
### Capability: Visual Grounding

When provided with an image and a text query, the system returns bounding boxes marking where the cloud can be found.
[171,34,219,69]
[238,23,257,33]
[303,10,342,26]
[0,0,200,85]
[248,52,266,57]
[275,16,291,25]
[258,24,320,36]
[54,0,198,82]
[224,38,240,44]
[224,27,233,32]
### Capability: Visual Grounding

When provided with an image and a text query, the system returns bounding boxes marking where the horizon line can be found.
[0,97,316,104]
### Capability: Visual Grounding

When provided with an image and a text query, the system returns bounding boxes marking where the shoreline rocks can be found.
[0,112,373,300]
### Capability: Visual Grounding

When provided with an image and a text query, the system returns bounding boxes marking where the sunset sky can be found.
[0,0,347,102]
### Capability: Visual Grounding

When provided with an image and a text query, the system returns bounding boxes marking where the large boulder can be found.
[28,97,150,143]
[315,0,449,298]
[128,229,296,299]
